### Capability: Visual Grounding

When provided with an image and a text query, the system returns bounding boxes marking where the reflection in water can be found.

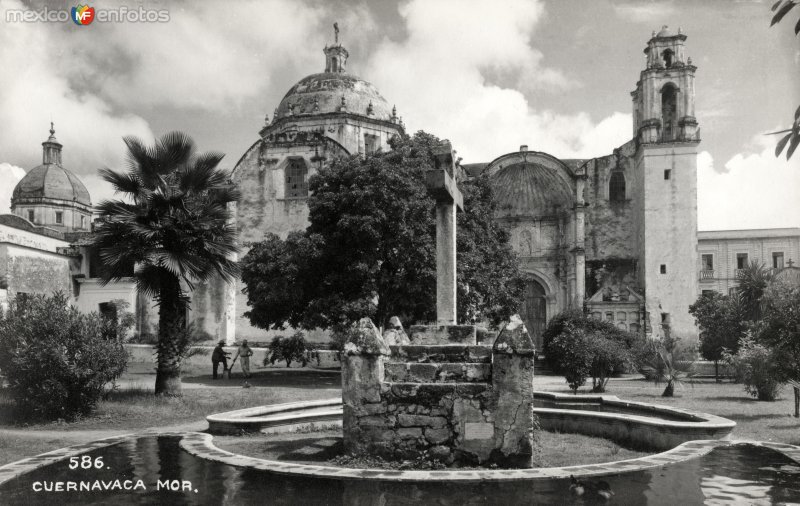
[1,437,799,505]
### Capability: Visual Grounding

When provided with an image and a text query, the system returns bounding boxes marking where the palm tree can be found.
[93,132,239,395]
[736,261,774,322]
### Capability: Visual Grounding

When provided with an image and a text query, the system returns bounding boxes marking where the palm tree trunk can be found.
[794,386,799,418]
[662,379,674,397]
[155,277,186,395]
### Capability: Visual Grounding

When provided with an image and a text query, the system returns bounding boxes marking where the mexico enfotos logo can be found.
[5,4,170,24]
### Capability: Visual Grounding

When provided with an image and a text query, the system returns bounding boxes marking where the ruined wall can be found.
[584,143,639,262]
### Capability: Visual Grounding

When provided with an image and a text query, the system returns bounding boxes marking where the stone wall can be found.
[341,317,535,467]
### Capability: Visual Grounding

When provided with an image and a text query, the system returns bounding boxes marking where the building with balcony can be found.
[698,228,800,296]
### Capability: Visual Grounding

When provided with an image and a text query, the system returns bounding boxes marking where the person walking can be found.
[233,340,254,379]
[211,341,230,380]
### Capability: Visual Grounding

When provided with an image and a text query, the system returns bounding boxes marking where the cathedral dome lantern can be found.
[11,124,92,231]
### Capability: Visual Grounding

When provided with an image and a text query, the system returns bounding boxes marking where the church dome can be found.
[275,72,394,121]
[13,165,91,207]
[490,161,574,218]
[11,125,91,208]
[273,43,394,123]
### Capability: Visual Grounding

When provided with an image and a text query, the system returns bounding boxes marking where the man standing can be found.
[233,339,254,379]
[211,341,230,379]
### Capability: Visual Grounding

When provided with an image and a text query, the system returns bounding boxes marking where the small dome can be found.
[656,25,674,37]
[12,164,91,207]
[490,162,574,218]
[275,72,394,121]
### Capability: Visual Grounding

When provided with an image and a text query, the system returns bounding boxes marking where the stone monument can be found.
[340,142,536,467]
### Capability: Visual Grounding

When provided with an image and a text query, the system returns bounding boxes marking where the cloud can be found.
[61,1,345,111]
[364,0,629,162]
[0,0,155,208]
[0,163,26,214]
[697,139,800,231]
[613,2,677,23]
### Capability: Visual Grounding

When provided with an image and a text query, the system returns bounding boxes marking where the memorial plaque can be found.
[464,422,494,440]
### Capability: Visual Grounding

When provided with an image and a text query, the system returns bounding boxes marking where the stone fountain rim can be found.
[1,431,798,485]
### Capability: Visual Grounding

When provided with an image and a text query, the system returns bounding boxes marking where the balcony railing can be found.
[700,269,715,280]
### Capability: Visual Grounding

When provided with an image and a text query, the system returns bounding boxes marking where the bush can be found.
[639,335,696,397]
[0,292,128,420]
[548,325,592,393]
[723,336,784,401]
[548,321,637,393]
[542,310,641,375]
[264,332,309,368]
[543,310,645,391]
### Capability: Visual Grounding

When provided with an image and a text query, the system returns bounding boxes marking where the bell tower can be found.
[632,26,699,144]
[632,26,700,342]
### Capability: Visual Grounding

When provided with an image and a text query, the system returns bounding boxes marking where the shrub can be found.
[264,332,309,367]
[0,292,128,420]
[639,335,696,397]
[723,336,784,401]
[548,325,592,393]
[543,310,644,392]
[542,310,642,375]
[548,321,637,393]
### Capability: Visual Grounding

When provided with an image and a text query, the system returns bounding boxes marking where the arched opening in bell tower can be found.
[661,48,674,68]
[661,83,678,141]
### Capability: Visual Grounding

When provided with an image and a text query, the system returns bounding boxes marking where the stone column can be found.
[573,176,587,305]
[490,315,535,467]
[435,201,457,324]
[341,318,391,455]
[426,142,464,326]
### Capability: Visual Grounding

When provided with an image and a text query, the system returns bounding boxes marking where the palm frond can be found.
[98,168,142,197]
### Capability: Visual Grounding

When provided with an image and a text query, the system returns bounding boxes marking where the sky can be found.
[0,0,798,231]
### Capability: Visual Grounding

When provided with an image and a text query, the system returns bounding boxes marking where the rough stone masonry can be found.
[341,317,536,467]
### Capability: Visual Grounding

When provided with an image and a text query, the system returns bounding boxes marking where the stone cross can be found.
[426,142,464,325]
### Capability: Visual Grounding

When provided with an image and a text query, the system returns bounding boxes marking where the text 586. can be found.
[68,456,104,470]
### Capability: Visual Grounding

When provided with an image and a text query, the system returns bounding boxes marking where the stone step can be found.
[384,362,491,383]
[408,324,476,345]
[389,345,492,363]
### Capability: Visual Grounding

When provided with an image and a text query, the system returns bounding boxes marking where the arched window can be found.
[661,83,678,141]
[609,171,626,202]
[285,157,309,198]
[662,49,674,68]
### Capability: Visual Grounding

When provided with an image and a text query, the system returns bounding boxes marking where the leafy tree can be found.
[93,132,239,395]
[769,1,800,159]
[689,292,746,380]
[0,292,128,420]
[756,280,800,415]
[736,260,774,322]
[265,332,310,368]
[241,131,523,331]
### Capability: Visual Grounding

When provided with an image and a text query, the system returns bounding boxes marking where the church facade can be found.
[232,26,700,347]
[2,26,756,350]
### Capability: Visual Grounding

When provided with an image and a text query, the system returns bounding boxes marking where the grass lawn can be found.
[1,369,799,467]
